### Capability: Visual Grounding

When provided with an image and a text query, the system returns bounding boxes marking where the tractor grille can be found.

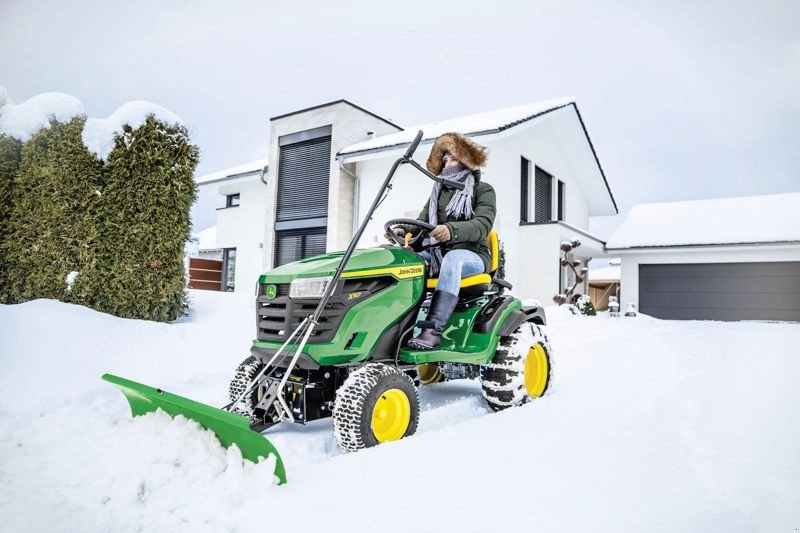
[256,277,395,343]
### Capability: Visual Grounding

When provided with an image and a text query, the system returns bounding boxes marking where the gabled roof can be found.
[606,192,800,250]
[195,158,268,185]
[339,97,574,156]
[269,99,402,130]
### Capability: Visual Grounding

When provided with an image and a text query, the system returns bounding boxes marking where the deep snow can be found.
[0,89,84,141]
[1,290,799,532]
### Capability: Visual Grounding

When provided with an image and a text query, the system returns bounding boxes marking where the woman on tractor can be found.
[391,132,496,351]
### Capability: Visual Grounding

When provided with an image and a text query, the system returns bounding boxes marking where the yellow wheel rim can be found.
[371,388,411,442]
[525,343,549,398]
[418,363,444,385]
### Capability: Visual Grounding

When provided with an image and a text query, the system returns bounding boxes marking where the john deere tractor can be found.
[103,131,553,484]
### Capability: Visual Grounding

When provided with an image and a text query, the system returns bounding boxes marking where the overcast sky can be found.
[2,0,798,235]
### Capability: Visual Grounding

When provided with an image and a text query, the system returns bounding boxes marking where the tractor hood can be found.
[259,246,424,284]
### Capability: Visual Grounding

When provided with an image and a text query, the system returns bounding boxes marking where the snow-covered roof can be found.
[0,89,84,141]
[191,226,219,250]
[606,192,800,250]
[589,265,621,281]
[82,101,184,160]
[339,97,575,156]
[195,158,268,185]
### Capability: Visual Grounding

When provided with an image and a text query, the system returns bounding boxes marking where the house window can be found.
[274,228,327,267]
[557,180,565,221]
[534,166,553,222]
[222,248,236,291]
[520,157,530,223]
[226,193,240,208]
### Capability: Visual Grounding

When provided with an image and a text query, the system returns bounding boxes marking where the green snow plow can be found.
[104,131,553,484]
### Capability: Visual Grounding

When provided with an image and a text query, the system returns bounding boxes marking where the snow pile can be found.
[340,97,575,155]
[0,88,84,141]
[607,192,800,249]
[2,291,799,532]
[82,101,184,160]
[195,158,268,185]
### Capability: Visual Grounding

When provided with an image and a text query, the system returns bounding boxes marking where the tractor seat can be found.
[425,231,500,297]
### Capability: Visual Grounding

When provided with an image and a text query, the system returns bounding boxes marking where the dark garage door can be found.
[639,262,800,321]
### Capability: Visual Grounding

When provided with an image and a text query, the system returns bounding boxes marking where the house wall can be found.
[617,244,800,310]
[213,176,267,293]
[261,103,400,270]
[348,118,602,301]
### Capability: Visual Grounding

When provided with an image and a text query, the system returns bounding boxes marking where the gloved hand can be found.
[384,227,406,242]
[430,224,451,242]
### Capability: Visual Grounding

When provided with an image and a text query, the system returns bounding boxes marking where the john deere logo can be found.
[265,284,277,299]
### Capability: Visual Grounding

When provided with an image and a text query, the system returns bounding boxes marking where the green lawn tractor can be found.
[103,131,553,485]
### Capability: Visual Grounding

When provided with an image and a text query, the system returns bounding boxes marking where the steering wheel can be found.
[384,218,436,247]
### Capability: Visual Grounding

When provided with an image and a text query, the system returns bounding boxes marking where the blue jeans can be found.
[420,249,485,296]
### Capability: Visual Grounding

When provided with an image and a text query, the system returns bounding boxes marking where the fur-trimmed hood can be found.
[426,132,488,175]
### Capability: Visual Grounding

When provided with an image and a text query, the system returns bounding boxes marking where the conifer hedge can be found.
[0,133,22,303]
[4,118,102,303]
[72,117,199,321]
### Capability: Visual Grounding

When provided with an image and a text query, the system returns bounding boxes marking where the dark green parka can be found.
[410,171,497,272]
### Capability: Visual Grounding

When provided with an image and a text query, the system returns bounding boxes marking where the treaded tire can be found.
[481,322,553,412]
[228,355,264,420]
[333,363,420,453]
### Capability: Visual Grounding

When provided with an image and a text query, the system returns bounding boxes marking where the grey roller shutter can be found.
[274,229,327,267]
[534,166,552,223]
[276,135,331,222]
[639,262,800,321]
[520,157,530,223]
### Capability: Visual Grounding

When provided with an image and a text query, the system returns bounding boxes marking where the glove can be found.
[430,224,451,242]
[384,227,406,242]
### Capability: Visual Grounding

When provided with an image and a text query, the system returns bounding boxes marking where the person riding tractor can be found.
[389,132,496,351]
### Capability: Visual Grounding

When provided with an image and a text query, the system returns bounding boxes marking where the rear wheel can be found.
[333,363,420,452]
[481,322,552,412]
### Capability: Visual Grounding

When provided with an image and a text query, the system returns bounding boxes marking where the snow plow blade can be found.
[102,373,286,484]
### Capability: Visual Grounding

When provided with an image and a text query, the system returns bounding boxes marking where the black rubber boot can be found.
[407,290,459,351]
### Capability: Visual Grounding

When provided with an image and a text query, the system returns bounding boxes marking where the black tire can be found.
[333,363,420,452]
[481,322,553,412]
[228,356,264,420]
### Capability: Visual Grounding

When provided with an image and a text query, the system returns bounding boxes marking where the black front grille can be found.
[256,277,395,343]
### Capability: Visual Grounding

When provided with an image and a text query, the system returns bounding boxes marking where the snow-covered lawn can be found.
[1,290,798,532]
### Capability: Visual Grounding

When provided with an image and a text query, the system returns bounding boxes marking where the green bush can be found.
[72,117,199,321]
[4,118,102,303]
[0,134,23,303]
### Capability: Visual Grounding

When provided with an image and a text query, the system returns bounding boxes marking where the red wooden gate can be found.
[189,258,223,291]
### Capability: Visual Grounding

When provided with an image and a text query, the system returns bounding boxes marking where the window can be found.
[534,166,553,222]
[520,157,530,223]
[274,229,327,267]
[226,193,240,208]
[557,180,565,221]
[222,248,236,291]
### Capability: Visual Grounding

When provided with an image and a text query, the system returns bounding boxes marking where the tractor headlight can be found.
[290,276,332,299]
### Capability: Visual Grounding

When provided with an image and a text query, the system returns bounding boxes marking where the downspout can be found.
[259,163,269,185]
[338,159,361,236]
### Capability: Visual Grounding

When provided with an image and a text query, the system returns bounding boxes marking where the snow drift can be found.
[0,88,84,141]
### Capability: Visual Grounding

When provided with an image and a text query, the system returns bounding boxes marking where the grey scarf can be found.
[425,164,475,276]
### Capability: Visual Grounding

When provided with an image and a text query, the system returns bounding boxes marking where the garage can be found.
[639,262,800,321]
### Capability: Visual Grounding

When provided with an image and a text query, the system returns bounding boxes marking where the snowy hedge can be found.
[0,133,22,303]
[0,89,199,321]
[73,117,199,321]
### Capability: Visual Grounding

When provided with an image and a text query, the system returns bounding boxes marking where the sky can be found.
[1,0,798,235]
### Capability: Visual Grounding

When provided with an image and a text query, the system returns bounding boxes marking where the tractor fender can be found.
[497,305,547,338]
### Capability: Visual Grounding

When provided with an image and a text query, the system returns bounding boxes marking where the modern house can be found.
[606,193,800,321]
[194,98,618,305]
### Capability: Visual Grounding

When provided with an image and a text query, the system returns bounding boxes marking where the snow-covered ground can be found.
[1,290,799,532]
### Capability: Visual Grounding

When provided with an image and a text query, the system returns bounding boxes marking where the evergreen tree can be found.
[0,134,23,303]
[5,118,102,303]
[73,117,199,321]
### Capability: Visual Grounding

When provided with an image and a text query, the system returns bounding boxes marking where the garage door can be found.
[639,262,800,321]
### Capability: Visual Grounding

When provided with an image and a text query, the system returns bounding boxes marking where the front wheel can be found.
[481,322,553,412]
[333,363,420,452]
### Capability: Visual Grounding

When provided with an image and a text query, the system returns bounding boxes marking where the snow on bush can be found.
[0,88,84,141]
[82,101,183,160]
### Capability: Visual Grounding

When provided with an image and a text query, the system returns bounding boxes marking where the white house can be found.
[606,193,800,321]
[194,98,618,303]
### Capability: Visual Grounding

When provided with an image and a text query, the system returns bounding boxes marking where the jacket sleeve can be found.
[445,183,496,243]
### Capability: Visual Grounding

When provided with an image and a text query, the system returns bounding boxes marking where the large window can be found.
[222,248,236,292]
[534,166,553,222]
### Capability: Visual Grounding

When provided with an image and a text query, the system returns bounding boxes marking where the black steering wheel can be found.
[384,218,436,247]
